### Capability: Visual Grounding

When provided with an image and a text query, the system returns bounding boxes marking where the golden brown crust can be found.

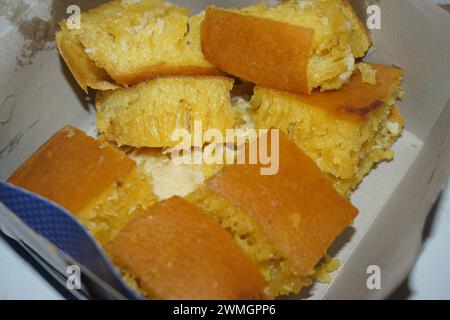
[110,64,223,86]
[56,27,221,90]
[8,126,135,213]
[55,24,119,93]
[256,64,403,123]
[201,7,313,95]
[106,196,266,300]
[56,1,222,91]
[206,131,358,276]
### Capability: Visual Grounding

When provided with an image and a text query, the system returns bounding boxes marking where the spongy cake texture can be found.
[188,131,358,298]
[56,0,218,91]
[201,0,371,94]
[96,76,236,148]
[252,64,404,196]
[8,126,156,244]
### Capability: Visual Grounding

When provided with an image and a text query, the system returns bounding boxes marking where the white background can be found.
[0,0,449,300]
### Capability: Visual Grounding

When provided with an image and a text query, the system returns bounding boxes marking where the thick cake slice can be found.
[106,196,266,300]
[56,23,120,92]
[56,0,219,92]
[187,130,358,298]
[96,76,236,148]
[252,64,404,196]
[201,0,371,94]
[8,126,156,244]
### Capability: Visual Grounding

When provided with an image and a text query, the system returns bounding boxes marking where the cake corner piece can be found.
[106,196,266,300]
[8,125,156,244]
[253,63,404,196]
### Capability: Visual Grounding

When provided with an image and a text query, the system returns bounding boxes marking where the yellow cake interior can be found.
[78,165,156,245]
[65,0,213,83]
[329,106,404,195]
[95,76,236,148]
[239,0,371,92]
[96,138,342,298]
[48,0,406,300]
[252,77,404,197]
[186,187,310,299]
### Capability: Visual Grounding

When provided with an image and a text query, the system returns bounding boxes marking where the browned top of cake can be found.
[201,7,313,94]
[206,130,358,276]
[265,64,403,123]
[8,126,135,213]
[106,196,266,300]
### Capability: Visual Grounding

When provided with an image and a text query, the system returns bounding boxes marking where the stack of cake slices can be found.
[9,0,405,300]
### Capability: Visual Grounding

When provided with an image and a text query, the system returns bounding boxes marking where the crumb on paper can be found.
[312,255,341,284]
[357,62,378,85]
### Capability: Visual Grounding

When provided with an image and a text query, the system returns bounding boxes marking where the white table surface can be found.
[1,0,449,300]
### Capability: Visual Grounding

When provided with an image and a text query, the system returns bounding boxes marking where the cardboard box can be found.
[0,0,449,299]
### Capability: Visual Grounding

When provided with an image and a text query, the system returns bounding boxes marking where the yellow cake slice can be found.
[106,196,266,300]
[8,126,156,244]
[56,23,120,92]
[187,130,358,298]
[95,76,236,148]
[252,64,404,196]
[56,0,219,92]
[201,0,371,94]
